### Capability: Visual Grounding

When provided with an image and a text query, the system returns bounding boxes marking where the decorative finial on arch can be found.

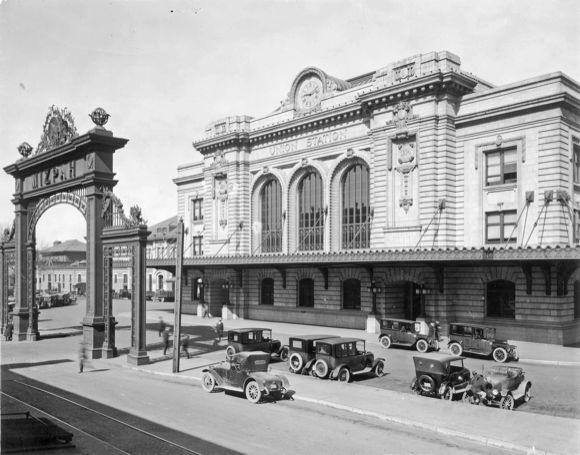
[18,142,33,159]
[89,107,110,128]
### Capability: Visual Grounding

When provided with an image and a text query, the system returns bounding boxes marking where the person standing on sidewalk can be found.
[215,318,224,342]
[162,327,171,356]
[4,316,13,341]
[78,341,87,373]
[158,317,166,337]
[181,334,190,359]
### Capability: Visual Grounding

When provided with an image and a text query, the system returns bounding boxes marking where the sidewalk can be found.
[95,311,580,455]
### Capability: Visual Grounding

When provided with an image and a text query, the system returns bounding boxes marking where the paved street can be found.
[2,298,580,454]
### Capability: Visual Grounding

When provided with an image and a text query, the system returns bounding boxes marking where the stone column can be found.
[127,227,149,365]
[12,205,30,341]
[0,243,6,334]
[101,246,116,358]
[26,240,39,340]
[83,187,105,358]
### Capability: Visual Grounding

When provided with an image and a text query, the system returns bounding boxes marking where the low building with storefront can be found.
[170,51,580,345]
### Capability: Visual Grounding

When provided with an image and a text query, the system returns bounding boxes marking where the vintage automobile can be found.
[379,318,440,352]
[201,351,290,403]
[462,365,532,410]
[283,334,335,374]
[448,323,519,363]
[311,337,386,382]
[37,292,72,309]
[410,353,472,400]
[226,328,284,360]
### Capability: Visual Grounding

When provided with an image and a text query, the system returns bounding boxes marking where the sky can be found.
[0,0,578,249]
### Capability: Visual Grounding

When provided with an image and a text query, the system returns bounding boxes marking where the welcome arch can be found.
[1,106,149,363]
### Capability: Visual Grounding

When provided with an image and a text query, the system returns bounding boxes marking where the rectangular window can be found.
[114,274,118,284]
[574,144,580,185]
[574,209,580,243]
[486,210,517,243]
[191,199,204,222]
[485,147,517,186]
[192,236,203,255]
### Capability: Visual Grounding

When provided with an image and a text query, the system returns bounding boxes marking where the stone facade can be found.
[173,51,580,345]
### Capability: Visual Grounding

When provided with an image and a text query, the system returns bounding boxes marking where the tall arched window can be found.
[342,164,370,249]
[261,278,274,305]
[342,279,361,310]
[298,171,324,251]
[261,179,282,252]
[298,278,314,307]
[487,280,515,318]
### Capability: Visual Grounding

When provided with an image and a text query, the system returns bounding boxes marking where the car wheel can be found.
[418,375,436,393]
[374,360,386,377]
[500,393,514,410]
[380,336,392,349]
[245,381,262,404]
[314,359,329,379]
[280,347,289,362]
[225,346,236,360]
[461,391,474,404]
[449,342,463,356]
[337,367,351,383]
[416,339,429,353]
[288,353,304,374]
[524,383,532,403]
[442,387,453,401]
[201,373,215,393]
[492,347,508,363]
[410,377,419,393]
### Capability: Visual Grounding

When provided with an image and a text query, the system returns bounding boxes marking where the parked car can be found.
[410,353,472,400]
[462,365,532,410]
[311,337,386,382]
[201,351,290,403]
[226,328,284,360]
[154,290,174,302]
[379,318,440,352]
[283,334,335,374]
[37,292,72,309]
[448,323,519,363]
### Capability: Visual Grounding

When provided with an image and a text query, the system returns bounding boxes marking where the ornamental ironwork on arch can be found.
[27,188,89,240]
[101,191,146,230]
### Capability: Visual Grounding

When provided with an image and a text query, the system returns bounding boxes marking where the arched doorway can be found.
[383,281,422,320]
[2,106,149,363]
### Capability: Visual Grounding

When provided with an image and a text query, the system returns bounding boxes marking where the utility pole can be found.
[172,218,184,373]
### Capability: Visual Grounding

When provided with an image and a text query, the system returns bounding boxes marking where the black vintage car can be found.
[283,334,335,374]
[462,365,532,410]
[226,328,284,360]
[311,337,386,382]
[448,323,519,363]
[410,353,472,400]
[379,318,440,352]
[201,352,290,403]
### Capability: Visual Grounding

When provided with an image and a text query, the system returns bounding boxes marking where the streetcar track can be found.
[7,379,204,455]
[1,390,130,455]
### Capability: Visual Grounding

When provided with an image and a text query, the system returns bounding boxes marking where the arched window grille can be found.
[298,171,324,251]
[342,164,370,249]
[298,278,314,307]
[260,278,274,305]
[342,278,361,310]
[486,280,515,318]
[260,179,282,252]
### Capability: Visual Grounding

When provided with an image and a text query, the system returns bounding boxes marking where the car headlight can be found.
[492,389,499,395]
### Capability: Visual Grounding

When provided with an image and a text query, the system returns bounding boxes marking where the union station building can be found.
[168,51,580,345]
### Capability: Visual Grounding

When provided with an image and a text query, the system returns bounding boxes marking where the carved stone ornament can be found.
[263,165,270,174]
[129,205,145,225]
[394,64,415,81]
[301,158,308,167]
[392,102,412,130]
[89,107,110,127]
[36,105,79,154]
[18,142,33,159]
[496,135,503,147]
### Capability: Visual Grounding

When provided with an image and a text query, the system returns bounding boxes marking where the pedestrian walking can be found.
[78,341,87,373]
[162,327,171,356]
[181,334,190,359]
[158,316,166,336]
[215,318,224,342]
[202,302,209,318]
[4,317,13,341]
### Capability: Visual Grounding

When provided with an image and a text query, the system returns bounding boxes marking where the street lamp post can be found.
[368,281,382,315]
[414,284,431,320]
[222,281,230,306]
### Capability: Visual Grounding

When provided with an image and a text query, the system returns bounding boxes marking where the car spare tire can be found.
[418,374,436,393]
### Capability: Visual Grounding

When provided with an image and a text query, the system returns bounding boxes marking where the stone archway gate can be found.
[2,106,149,363]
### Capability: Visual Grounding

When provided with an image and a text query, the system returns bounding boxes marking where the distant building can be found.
[172,50,580,345]
[36,217,177,297]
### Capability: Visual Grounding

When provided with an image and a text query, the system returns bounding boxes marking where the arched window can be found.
[261,179,282,252]
[487,280,515,318]
[342,279,361,310]
[298,278,314,307]
[261,278,274,305]
[298,171,324,251]
[342,164,370,249]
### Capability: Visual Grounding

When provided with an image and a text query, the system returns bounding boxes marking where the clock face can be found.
[297,76,323,110]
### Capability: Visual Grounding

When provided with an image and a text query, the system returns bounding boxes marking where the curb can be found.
[131,366,560,455]
[519,358,580,367]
